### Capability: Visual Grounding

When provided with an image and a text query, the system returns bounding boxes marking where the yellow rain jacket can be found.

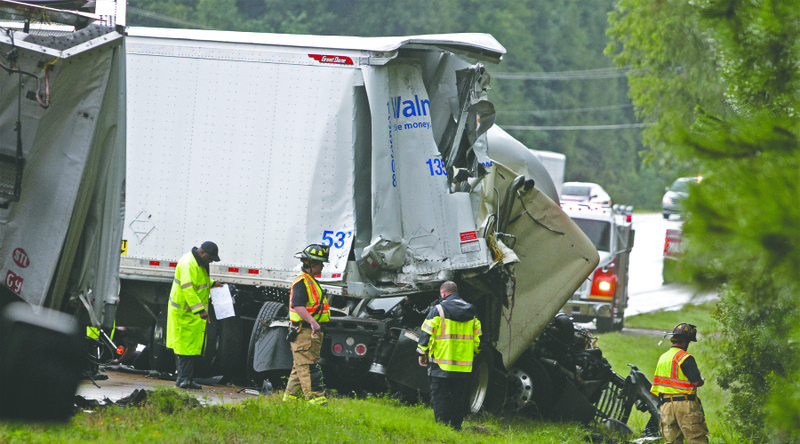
[166,250,213,355]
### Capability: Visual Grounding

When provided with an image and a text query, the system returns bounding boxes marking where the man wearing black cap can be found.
[166,241,223,389]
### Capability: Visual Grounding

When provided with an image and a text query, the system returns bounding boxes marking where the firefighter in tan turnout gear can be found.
[283,244,331,406]
[167,241,223,389]
[417,281,482,430]
[651,323,709,443]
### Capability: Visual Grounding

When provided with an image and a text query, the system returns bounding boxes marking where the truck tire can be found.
[247,301,290,388]
[505,354,554,419]
[148,308,175,373]
[198,305,245,384]
[468,346,506,414]
[596,317,614,333]
[614,312,625,332]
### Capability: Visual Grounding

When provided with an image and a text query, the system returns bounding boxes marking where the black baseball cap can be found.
[200,241,220,262]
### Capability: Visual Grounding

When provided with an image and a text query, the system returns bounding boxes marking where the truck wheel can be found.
[468,346,506,414]
[148,308,175,373]
[247,301,290,388]
[198,305,245,383]
[596,317,614,333]
[505,354,554,419]
[614,313,625,332]
[469,350,491,414]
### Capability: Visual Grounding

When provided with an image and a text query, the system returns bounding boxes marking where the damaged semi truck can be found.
[0,0,660,430]
[116,27,659,428]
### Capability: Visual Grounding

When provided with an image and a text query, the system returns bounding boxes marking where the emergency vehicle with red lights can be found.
[560,202,634,332]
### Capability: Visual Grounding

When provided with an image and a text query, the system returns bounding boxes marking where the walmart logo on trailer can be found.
[388,94,431,119]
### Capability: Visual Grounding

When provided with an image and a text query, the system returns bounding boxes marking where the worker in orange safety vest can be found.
[282,244,330,406]
[650,323,709,443]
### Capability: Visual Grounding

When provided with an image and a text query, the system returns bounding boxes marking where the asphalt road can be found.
[625,212,716,316]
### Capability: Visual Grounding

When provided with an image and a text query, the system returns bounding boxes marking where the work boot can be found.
[179,381,202,390]
[308,396,328,406]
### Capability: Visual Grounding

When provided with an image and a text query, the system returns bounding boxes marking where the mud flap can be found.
[251,325,293,373]
[385,329,429,393]
[552,379,598,424]
[0,302,83,421]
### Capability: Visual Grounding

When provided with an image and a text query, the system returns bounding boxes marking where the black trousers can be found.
[430,374,470,430]
[175,354,198,386]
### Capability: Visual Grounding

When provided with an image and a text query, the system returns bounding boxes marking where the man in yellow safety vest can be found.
[417,281,482,430]
[167,241,223,390]
[650,323,709,443]
[283,244,330,406]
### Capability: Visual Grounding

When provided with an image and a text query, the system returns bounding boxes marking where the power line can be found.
[127,6,209,29]
[491,68,640,81]
[503,123,653,131]
[496,104,634,115]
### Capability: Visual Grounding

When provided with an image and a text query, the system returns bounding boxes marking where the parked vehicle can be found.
[0,2,659,429]
[561,182,613,207]
[662,176,701,219]
[662,226,684,283]
[560,203,634,333]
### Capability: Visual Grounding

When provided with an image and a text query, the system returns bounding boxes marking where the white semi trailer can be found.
[1,2,660,428]
[113,26,599,414]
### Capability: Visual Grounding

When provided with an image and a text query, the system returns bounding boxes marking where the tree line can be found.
[609,0,800,441]
[128,0,679,210]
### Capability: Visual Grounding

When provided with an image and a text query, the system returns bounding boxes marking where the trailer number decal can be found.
[308,54,354,65]
[322,230,352,248]
[425,158,446,176]
[5,270,23,294]
[12,248,29,268]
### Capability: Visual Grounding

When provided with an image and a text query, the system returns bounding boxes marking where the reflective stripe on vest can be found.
[423,304,481,373]
[169,298,203,312]
[651,347,696,396]
[174,277,209,291]
[289,272,330,323]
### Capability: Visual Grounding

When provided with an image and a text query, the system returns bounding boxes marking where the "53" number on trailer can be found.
[322,230,353,248]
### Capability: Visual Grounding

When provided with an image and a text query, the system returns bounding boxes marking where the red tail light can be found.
[664,228,682,258]
[589,259,617,299]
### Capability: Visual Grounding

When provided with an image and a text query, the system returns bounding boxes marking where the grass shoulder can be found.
[596,301,740,442]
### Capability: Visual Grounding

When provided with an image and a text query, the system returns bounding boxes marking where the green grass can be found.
[596,300,741,443]
[622,302,720,332]
[1,301,742,443]
[0,389,597,444]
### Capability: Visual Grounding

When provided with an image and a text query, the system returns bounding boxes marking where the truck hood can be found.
[477,162,599,368]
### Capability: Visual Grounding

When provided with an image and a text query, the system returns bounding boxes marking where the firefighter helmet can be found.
[295,244,329,263]
[669,323,697,342]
